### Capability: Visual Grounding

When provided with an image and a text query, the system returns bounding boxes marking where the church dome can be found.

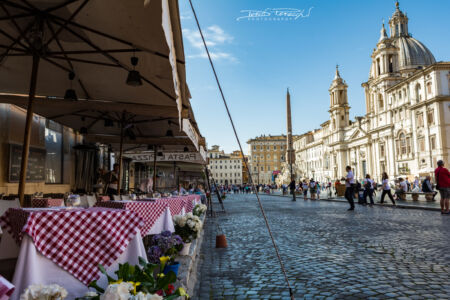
[394,36,436,70]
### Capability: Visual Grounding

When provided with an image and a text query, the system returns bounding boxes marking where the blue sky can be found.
[179,0,450,154]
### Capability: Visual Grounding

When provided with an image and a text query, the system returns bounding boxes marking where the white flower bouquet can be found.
[173,212,203,243]
[192,204,207,217]
[20,284,68,300]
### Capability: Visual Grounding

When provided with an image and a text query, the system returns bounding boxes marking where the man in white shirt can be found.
[394,177,408,200]
[344,166,355,211]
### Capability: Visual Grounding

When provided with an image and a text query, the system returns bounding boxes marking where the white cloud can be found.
[180,13,192,20]
[183,25,235,62]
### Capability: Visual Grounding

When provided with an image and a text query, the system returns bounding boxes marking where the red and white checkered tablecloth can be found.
[95,201,168,236]
[0,207,143,285]
[0,275,14,299]
[178,195,201,213]
[155,197,185,216]
[31,198,64,208]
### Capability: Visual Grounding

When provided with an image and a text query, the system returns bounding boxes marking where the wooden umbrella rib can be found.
[50,18,177,102]
[42,57,72,73]
[44,0,82,13]
[1,1,33,13]
[47,13,185,64]
[0,12,34,21]
[45,19,74,71]
[44,0,90,49]
[49,55,120,67]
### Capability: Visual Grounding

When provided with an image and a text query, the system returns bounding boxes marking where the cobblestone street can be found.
[194,194,450,299]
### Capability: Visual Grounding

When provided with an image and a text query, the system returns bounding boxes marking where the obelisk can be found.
[286,88,296,201]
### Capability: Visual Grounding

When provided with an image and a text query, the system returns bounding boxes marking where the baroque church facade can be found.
[293,2,450,183]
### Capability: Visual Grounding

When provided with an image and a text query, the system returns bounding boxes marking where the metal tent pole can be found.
[18,54,40,207]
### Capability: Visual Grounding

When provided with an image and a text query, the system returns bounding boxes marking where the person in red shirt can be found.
[435,160,450,214]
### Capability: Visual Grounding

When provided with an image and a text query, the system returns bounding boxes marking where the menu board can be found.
[9,144,46,182]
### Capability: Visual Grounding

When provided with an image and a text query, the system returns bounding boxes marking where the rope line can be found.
[188,1,294,298]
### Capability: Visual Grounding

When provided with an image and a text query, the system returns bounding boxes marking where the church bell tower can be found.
[329,65,349,131]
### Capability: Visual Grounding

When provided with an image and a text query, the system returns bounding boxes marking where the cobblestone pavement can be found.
[194,194,450,299]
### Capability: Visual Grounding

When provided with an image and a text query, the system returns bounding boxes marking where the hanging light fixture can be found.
[165,129,174,137]
[64,72,77,100]
[79,127,88,134]
[126,51,142,86]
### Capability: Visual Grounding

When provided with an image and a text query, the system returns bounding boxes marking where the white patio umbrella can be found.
[0,0,195,204]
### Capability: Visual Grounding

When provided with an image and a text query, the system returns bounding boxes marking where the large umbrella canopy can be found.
[0,0,189,120]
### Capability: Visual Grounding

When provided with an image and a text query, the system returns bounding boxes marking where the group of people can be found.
[343,160,450,213]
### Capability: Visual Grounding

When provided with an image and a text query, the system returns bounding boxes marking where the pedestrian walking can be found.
[435,160,450,214]
[309,179,317,199]
[344,166,355,211]
[363,174,375,205]
[379,172,396,205]
[302,180,308,200]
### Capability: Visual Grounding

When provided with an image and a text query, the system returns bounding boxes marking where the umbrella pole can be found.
[18,54,40,207]
[153,146,157,193]
[117,120,124,196]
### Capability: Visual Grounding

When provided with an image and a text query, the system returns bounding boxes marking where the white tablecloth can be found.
[10,231,147,300]
[146,207,175,235]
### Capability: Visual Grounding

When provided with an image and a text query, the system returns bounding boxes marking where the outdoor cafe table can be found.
[94,201,174,236]
[152,194,202,216]
[0,207,146,300]
[31,198,64,208]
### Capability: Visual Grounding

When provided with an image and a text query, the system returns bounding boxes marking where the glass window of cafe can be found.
[45,120,63,183]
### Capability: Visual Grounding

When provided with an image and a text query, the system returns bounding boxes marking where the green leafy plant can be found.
[80,257,188,300]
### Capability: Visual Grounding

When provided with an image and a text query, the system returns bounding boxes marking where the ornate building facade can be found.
[293,2,450,183]
[247,135,287,184]
[207,145,243,185]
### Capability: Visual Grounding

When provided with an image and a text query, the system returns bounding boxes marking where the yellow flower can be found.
[127,281,141,295]
[159,256,170,268]
[111,279,123,284]
[178,287,189,297]
[157,273,165,278]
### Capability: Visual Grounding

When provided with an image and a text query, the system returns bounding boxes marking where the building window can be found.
[415,84,421,101]
[376,58,381,75]
[378,94,384,110]
[417,112,424,127]
[406,137,411,154]
[220,166,222,169]
[418,137,425,152]
[430,135,436,150]
[388,55,393,73]
[261,166,264,171]
[427,82,432,95]
[273,146,276,150]
[45,122,63,184]
[427,109,435,125]
[399,133,407,155]
[380,143,385,158]
[253,146,256,150]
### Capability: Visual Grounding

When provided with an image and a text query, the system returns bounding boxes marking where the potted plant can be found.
[173,213,203,255]
[148,231,184,276]
[21,284,68,300]
[192,204,207,217]
[81,257,188,300]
